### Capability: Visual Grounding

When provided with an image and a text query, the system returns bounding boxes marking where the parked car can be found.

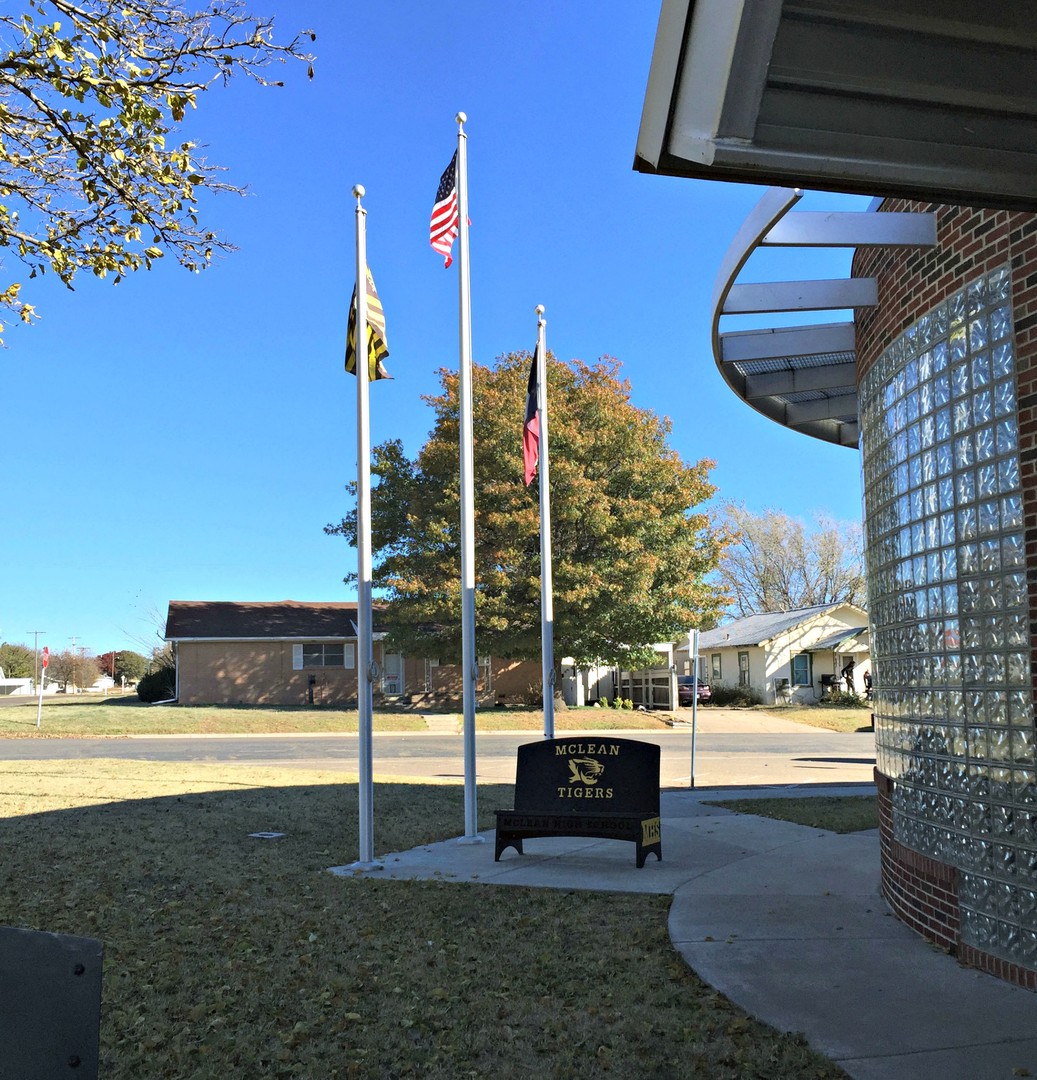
[677,676,711,706]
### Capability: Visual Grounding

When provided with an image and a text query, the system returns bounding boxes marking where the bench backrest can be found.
[513,737,660,815]
[0,925,103,1079]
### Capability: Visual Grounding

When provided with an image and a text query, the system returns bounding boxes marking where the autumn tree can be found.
[98,648,148,682]
[718,504,865,617]
[0,641,34,678]
[0,0,313,339]
[326,352,729,669]
[46,648,99,690]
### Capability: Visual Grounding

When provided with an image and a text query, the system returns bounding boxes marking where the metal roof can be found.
[695,603,866,649]
[635,0,1037,210]
[812,626,869,652]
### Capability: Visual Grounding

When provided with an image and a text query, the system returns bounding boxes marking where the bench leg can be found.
[494,834,523,861]
[636,843,662,869]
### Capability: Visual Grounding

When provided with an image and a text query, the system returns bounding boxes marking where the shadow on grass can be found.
[0,768,850,1080]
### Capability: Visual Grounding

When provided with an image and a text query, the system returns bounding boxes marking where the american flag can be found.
[523,346,540,486]
[430,151,460,268]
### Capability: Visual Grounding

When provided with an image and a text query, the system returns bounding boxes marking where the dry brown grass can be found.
[0,699,669,738]
[0,759,849,1079]
[754,706,874,734]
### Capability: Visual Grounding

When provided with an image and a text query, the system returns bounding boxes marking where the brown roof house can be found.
[165,600,541,707]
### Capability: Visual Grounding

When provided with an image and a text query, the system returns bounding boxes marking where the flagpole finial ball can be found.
[535,304,545,316]
[456,111,467,125]
[353,184,365,199]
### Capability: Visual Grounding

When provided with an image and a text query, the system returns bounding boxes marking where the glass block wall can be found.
[859,265,1037,965]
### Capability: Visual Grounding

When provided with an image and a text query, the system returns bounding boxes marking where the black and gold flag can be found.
[345,265,391,380]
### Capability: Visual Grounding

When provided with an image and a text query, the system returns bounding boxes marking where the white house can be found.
[676,604,870,705]
[0,667,33,696]
[561,643,679,710]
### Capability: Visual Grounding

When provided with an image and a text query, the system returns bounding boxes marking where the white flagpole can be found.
[455,112,482,844]
[689,628,700,788]
[351,184,381,870]
[535,306,555,738]
[35,647,47,729]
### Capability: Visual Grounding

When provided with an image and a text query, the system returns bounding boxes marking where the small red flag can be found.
[523,349,540,486]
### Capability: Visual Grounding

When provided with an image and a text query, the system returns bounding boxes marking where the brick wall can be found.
[875,771,959,953]
[878,769,1037,989]
[861,204,1037,989]
[854,201,1037,737]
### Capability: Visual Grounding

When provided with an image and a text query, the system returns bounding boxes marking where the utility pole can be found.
[27,630,45,689]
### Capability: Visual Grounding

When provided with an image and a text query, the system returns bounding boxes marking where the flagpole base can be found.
[456,834,486,846]
[327,861,384,876]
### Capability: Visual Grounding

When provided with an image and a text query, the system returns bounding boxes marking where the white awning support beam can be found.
[723,278,878,314]
[743,364,857,398]
[762,211,937,248]
[719,322,856,364]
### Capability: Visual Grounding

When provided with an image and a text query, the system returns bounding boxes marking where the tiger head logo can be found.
[568,757,605,785]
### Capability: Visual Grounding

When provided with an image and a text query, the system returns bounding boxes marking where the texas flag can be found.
[523,348,540,486]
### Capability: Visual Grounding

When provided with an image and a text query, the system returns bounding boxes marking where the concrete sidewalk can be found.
[337,785,1037,1080]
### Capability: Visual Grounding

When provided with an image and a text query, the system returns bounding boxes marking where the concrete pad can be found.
[675,934,1037,1064]
[676,831,883,896]
[668,893,902,944]
[841,1039,1037,1080]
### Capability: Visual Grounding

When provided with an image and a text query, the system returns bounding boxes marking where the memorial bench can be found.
[495,737,662,868]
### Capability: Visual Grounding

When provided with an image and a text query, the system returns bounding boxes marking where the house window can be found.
[791,653,812,686]
[711,654,721,681]
[738,651,749,687]
[304,644,344,667]
[293,643,355,669]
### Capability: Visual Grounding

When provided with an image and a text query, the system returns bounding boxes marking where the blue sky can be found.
[1,2,868,658]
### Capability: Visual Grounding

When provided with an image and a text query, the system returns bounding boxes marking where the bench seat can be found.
[495,809,661,867]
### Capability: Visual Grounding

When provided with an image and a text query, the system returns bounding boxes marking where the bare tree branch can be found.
[0,0,314,338]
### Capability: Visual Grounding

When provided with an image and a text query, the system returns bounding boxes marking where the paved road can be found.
[0,719,877,789]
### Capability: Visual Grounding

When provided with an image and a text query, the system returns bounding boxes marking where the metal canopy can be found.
[635,0,1037,210]
[710,186,935,448]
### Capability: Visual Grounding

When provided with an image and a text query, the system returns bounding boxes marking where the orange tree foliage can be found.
[327,352,729,668]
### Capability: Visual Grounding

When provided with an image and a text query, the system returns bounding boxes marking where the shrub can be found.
[521,683,543,707]
[136,665,176,703]
[819,690,868,708]
[709,684,762,707]
[621,698,633,710]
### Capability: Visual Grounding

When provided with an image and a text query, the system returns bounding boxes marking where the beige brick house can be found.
[165,600,540,707]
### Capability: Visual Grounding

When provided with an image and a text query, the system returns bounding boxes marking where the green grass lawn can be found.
[0,760,850,1079]
[708,795,878,833]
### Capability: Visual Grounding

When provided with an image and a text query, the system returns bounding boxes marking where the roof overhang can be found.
[636,0,1037,210]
